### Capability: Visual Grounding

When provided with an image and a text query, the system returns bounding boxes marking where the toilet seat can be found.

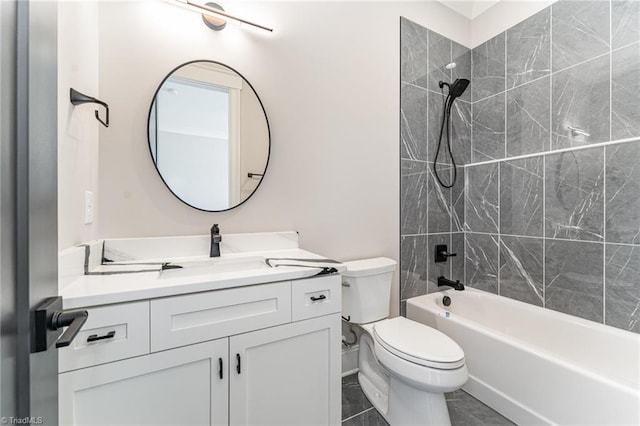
[373,317,464,370]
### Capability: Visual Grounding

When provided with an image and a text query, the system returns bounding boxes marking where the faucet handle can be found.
[435,244,457,263]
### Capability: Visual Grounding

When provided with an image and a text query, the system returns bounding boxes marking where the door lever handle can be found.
[52,310,89,348]
[33,296,90,353]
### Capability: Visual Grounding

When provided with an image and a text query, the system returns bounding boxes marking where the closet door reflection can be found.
[151,78,234,210]
[147,61,270,212]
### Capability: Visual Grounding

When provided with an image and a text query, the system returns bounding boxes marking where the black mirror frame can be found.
[146,59,271,213]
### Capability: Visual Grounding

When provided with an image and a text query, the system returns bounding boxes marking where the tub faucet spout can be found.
[210,224,222,257]
[437,276,465,291]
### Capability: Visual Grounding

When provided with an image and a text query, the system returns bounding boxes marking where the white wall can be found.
[58,0,100,249]
[95,0,470,316]
[470,0,556,47]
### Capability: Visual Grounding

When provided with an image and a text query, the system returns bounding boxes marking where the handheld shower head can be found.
[438,78,470,100]
[432,77,470,189]
[448,78,470,99]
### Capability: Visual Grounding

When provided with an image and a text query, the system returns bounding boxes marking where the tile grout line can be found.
[464,136,640,168]
[467,36,471,282]
[469,39,638,107]
[543,155,547,308]
[425,28,430,292]
[341,407,376,423]
[497,159,501,295]
[603,146,607,324]
[604,0,612,324]
[504,27,508,160]
[449,38,454,276]
[545,6,552,308]
[461,230,640,247]
[499,27,506,296]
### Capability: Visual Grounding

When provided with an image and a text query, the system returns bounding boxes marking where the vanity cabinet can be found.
[59,339,229,426]
[58,275,341,426]
[229,315,340,426]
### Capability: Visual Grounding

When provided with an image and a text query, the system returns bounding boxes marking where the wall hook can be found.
[70,88,109,128]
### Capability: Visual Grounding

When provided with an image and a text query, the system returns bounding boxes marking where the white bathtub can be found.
[407,288,640,425]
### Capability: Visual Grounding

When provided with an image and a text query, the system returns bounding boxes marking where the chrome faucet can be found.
[210,224,222,257]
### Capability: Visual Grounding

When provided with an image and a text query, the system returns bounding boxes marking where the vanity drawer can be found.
[151,281,291,352]
[59,301,150,373]
[291,275,341,321]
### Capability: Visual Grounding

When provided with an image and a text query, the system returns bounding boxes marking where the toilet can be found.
[342,258,468,425]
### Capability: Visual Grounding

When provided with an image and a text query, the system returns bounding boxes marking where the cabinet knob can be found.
[236,353,241,374]
[310,294,326,302]
[219,357,223,379]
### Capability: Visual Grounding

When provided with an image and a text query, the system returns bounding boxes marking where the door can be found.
[59,339,229,426]
[229,315,341,426]
[1,0,60,423]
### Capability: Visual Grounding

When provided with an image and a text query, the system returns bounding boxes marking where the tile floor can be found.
[341,374,515,425]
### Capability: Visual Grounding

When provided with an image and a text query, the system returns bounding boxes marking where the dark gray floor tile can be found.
[341,374,371,420]
[342,408,389,426]
[446,390,516,426]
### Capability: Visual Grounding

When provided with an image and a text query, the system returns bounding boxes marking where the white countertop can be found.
[61,248,345,309]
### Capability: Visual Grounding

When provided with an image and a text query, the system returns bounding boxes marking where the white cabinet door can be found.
[229,315,341,426]
[59,339,228,426]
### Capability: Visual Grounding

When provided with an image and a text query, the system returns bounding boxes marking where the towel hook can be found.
[70,88,109,128]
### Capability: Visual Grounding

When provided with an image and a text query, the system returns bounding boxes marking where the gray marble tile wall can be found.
[400,17,471,312]
[465,0,640,333]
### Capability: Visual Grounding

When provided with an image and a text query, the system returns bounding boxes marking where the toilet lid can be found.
[373,317,465,370]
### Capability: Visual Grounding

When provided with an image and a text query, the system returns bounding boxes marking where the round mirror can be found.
[147,60,270,212]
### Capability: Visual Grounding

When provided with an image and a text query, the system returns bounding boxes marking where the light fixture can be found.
[170,0,273,32]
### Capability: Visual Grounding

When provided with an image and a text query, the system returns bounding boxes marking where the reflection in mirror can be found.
[148,61,270,211]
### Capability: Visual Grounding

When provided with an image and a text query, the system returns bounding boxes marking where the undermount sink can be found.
[159,256,269,279]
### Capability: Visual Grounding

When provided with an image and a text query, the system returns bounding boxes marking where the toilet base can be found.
[387,376,451,426]
[357,332,453,425]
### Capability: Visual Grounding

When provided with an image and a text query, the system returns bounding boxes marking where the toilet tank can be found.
[342,257,397,324]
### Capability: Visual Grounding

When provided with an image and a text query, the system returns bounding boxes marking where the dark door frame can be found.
[2,0,59,422]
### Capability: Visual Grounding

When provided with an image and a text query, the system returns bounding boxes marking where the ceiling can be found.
[436,0,502,19]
